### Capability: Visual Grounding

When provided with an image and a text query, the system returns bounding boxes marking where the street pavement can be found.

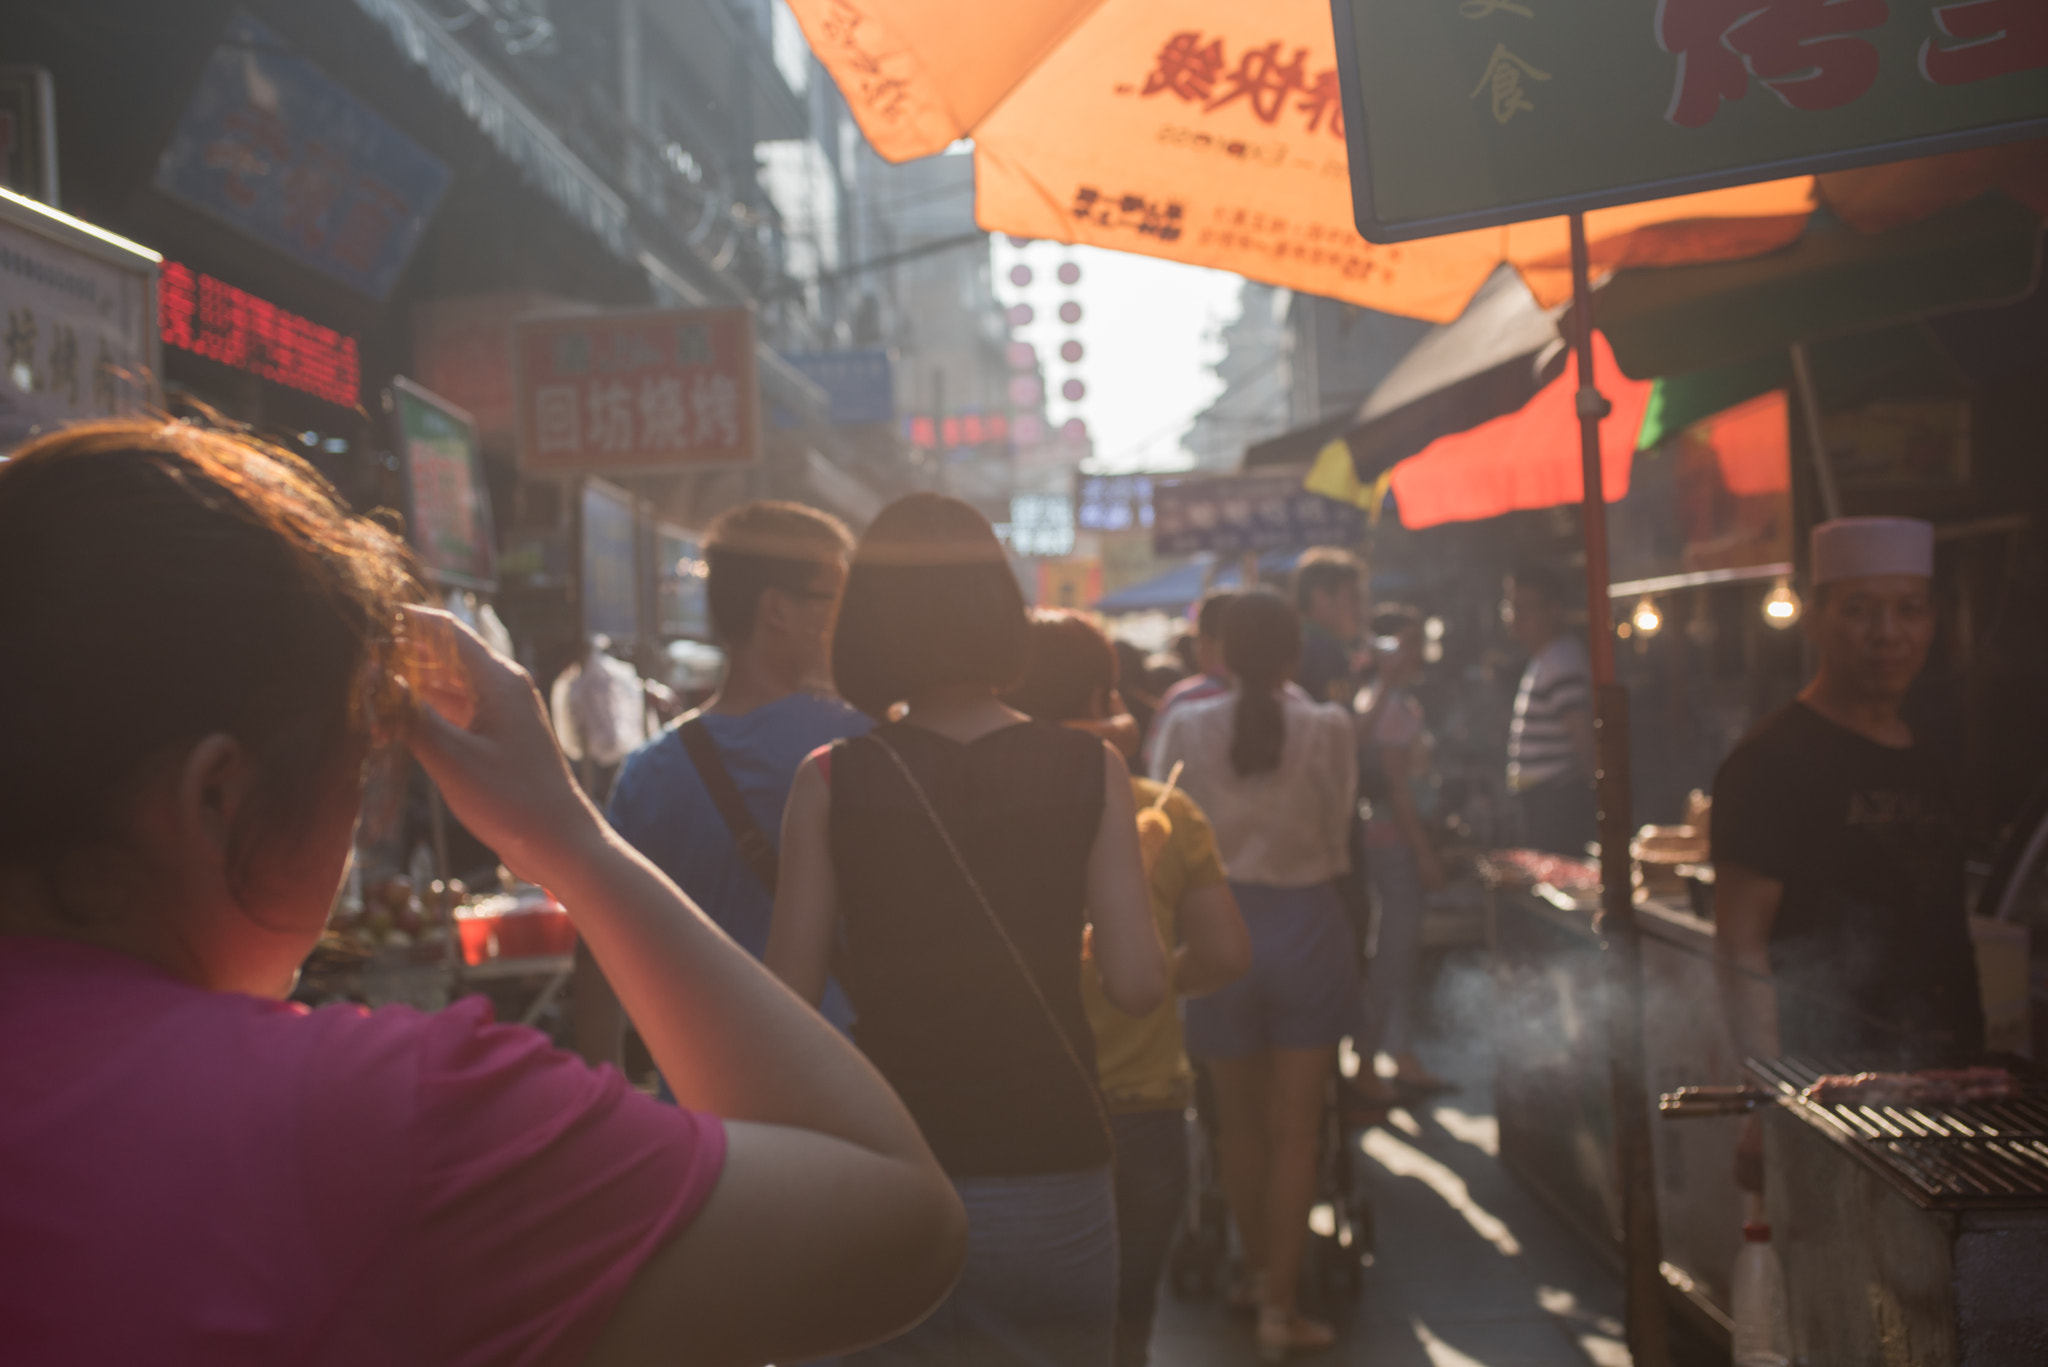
[1149,1022,1638,1366]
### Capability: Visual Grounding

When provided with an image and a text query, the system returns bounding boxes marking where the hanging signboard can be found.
[581,478,642,645]
[1152,471,1364,557]
[1331,0,2048,241]
[152,12,450,299]
[513,306,761,476]
[785,348,895,425]
[392,378,497,592]
[1076,473,1156,533]
[0,187,158,452]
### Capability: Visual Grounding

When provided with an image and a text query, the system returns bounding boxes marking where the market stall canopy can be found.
[1093,549,1299,615]
[1245,266,1567,477]
[1597,191,2044,380]
[1386,332,1652,530]
[788,0,1816,323]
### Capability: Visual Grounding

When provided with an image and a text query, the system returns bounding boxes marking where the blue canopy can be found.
[1092,552,1303,616]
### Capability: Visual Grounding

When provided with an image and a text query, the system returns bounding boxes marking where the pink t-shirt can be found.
[0,936,727,1367]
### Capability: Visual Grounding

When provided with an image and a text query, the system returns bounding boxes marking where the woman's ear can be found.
[174,734,256,877]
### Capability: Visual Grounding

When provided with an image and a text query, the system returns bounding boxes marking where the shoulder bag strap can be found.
[677,714,779,895]
[867,733,1112,1142]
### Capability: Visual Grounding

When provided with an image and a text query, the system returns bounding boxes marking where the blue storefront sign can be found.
[1152,472,1363,558]
[152,12,450,301]
[785,348,895,425]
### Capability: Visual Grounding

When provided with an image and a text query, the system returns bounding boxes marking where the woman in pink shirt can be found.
[0,420,965,1367]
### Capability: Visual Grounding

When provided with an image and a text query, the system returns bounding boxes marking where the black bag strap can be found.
[677,714,778,894]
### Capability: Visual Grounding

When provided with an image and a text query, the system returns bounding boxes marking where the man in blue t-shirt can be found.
[574,501,871,1062]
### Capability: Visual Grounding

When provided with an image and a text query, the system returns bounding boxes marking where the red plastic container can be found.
[455,893,575,966]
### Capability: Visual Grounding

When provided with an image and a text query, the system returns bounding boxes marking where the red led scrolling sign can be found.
[157,260,360,407]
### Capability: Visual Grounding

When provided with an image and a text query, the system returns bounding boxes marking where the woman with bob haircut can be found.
[768,493,1168,1367]
[1147,591,1358,1360]
[0,420,965,1367]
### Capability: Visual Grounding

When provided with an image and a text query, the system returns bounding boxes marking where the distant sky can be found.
[989,238,1245,474]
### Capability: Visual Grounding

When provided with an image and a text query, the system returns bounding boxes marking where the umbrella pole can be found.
[1568,211,1671,1367]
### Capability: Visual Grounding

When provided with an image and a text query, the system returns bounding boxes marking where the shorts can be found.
[1184,880,1359,1059]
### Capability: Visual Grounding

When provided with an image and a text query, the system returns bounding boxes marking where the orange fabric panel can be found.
[1702,391,1791,497]
[1819,139,2048,234]
[786,0,1105,161]
[797,0,1818,322]
[1388,332,1653,529]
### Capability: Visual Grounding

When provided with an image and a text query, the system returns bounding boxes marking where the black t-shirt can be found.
[828,721,1110,1178]
[1711,701,1982,1062]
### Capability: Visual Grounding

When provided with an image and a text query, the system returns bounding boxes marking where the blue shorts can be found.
[1185,880,1359,1059]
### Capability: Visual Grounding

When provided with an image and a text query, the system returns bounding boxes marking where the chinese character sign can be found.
[0,190,157,452]
[1152,473,1363,557]
[1334,0,2047,240]
[394,378,496,591]
[514,307,761,474]
[151,13,450,299]
[1076,474,1156,532]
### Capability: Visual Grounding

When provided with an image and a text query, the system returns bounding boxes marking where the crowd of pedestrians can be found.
[0,419,1460,1366]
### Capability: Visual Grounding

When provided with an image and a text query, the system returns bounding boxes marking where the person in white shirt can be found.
[1149,592,1357,1360]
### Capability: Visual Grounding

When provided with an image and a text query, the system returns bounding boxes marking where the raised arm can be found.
[406,615,962,1366]
[1088,742,1171,1018]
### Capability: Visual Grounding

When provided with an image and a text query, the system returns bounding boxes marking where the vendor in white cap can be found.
[1712,517,1982,1188]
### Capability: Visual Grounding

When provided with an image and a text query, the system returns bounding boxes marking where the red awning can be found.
[1387,332,1654,530]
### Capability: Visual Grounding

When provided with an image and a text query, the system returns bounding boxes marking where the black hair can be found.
[1223,591,1302,777]
[1292,548,1361,613]
[831,493,1029,718]
[1195,589,1240,639]
[703,500,851,646]
[1509,564,1570,610]
[1005,610,1118,723]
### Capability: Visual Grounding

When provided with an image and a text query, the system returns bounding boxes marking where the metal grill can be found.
[1748,1056,2048,1210]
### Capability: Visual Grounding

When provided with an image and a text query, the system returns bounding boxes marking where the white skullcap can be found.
[1811,517,1934,585]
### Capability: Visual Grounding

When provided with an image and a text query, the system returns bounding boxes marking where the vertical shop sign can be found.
[514,307,761,475]
[393,377,497,591]
[0,187,157,452]
[581,478,642,644]
[152,12,449,299]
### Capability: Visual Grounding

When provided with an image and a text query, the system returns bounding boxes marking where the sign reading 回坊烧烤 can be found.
[513,307,761,475]
[1151,472,1363,557]
[152,12,450,300]
[1331,0,2048,241]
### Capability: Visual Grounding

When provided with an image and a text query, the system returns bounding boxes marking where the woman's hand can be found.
[401,609,606,885]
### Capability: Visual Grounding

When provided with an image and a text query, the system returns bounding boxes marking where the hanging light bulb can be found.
[1762,578,1801,629]
[1631,597,1663,636]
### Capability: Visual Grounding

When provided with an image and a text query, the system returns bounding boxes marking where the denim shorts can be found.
[849,1166,1117,1367]
[1184,880,1359,1058]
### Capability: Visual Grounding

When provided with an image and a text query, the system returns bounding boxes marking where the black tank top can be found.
[828,720,1110,1177]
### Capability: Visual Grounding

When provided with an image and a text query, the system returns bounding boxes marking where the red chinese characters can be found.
[1920,0,2048,84]
[1657,0,1889,127]
[1134,32,1344,140]
[157,260,361,407]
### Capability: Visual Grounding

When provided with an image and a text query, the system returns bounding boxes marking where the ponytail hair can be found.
[1222,591,1302,776]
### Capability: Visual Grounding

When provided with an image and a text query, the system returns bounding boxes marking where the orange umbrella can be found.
[791,0,1816,322]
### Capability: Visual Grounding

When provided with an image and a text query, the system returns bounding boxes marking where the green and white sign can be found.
[394,377,497,592]
[1331,0,2048,241]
